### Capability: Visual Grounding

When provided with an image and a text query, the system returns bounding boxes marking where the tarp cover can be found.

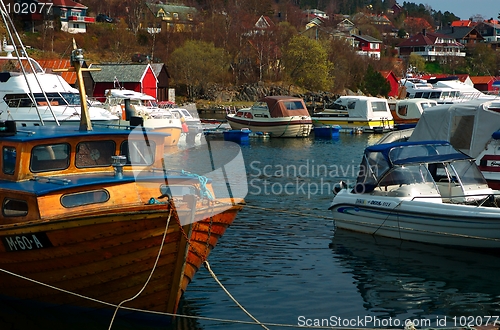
[409,100,500,158]
[260,96,310,118]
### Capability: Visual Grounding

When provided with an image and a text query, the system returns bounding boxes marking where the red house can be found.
[352,34,382,60]
[380,70,399,97]
[89,64,158,102]
[470,76,497,92]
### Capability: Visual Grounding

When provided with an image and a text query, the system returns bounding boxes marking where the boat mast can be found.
[71,42,92,131]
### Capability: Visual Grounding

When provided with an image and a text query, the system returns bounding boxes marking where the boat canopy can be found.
[355,141,471,191]
[256,96,310,118]
[409,100,500,158]
[365,140,470,166]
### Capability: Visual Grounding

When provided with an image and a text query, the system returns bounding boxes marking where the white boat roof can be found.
[105,89,155,101]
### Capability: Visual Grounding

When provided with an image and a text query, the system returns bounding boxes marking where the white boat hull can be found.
[226,115,312,137]
[311,116,394,132]
[330,192,500,248]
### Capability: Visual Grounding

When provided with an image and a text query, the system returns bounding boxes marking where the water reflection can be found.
[330,229,500,323]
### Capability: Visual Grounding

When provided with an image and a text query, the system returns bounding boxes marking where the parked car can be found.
[96,14,114,23]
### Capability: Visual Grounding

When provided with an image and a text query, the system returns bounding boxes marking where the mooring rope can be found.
[203,260,270,330]
[107,205,173,329]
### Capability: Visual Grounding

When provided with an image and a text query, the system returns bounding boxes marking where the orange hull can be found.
[0,201,242,315]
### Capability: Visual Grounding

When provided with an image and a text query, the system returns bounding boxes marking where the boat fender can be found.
[181,117,189,133]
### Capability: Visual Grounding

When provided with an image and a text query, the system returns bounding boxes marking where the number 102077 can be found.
[5,2,53,15]
[452,316,500,327]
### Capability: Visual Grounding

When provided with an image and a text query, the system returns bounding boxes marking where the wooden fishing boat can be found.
[0,121,244,317]
[0,23,245,321]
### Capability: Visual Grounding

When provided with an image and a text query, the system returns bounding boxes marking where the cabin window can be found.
[283,101,305,110]
[61,189,110,208]
[3,198,28,217]
[347,101,356,109]
[414,92,423,98]
[3,146,16,175]
[430,92,441,99]
[121,140,155,165]
[4,93,70,108]
[160,184,197,197]
[421,102,435,110]
[235,111,244,117]
[372,102,387,112]
[244,112,253,119]
[397,105,408,116]
[449,115,474,150]
[31,143,70,172]
[422,92,430,98]
[76,140,116,168]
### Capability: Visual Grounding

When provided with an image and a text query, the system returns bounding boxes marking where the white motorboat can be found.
[400,76,498,104]
[226,95,313,138]
[329,140,500,248]
[311,95,394,133]
[165,105,204,146]
[0,53,119,127]
[388,98,437,130]
[99,88,183,146]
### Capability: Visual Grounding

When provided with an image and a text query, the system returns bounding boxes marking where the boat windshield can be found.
[449,159,489,187]
[60,92,81,105]
[371,101,388,112]
[251,101,268,111]
[378,164,434,187]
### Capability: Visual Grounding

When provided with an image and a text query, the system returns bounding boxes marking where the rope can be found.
[180,170,214,200]
[203,260,270,330]
[107,205,173,330]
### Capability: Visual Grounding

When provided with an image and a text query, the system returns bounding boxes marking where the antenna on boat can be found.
[0,0,60,125]
[53,39,101,131]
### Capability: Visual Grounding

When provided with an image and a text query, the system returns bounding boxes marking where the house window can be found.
[173,13,179,20]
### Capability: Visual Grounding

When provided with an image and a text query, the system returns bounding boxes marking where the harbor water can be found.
[3,133,500,329]
[170,132,500,329]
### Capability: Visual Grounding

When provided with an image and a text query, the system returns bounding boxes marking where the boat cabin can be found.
[233,96,310,119]
[0,121,166,182]
[388,98,437,123]
[352,141,492,203]
[322,96,393,120]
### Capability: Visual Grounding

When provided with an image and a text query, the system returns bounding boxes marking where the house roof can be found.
[37,0,87,9]
[36,59,82,84]
[146,2,197,19]
[397,31,463,47]
[149,63,170,79]
[352,34,382,43]
[438,26,479,39]
[380,70,397,80]
[451,20,475,27]
[470,76,496,84]
[89,64,154,83]
[255,15,275,29]
[403,17,434,31]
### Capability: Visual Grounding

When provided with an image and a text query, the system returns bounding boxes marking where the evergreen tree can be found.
[362,65,391,97]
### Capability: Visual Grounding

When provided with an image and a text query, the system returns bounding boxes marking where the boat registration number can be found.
[1,233,52,252]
